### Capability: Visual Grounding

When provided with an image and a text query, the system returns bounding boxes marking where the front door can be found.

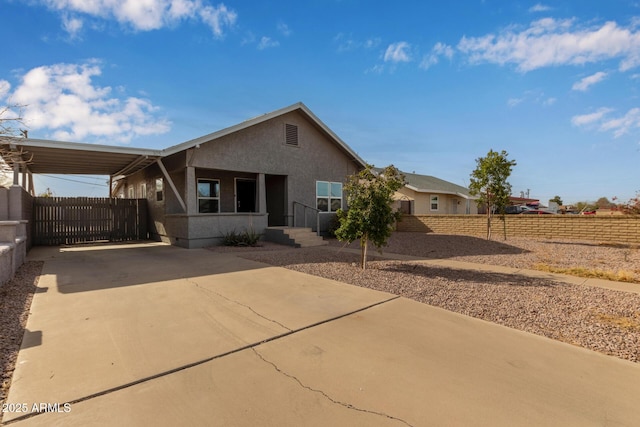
[236,179,256,212]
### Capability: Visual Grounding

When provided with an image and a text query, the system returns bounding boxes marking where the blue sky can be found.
[1,0,640,204]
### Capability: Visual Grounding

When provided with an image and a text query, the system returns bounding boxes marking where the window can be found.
[140,183,147,199]
[316,181,342,212]
[128,186,135,199]
[198,179,220,213]
[156,178,164,202]
[430,195,439,211]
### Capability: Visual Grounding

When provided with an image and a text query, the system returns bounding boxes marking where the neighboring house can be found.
[382,169,478,215]
[1,103,366,248]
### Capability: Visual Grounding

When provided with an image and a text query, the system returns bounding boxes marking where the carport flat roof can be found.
[0,138,161,176]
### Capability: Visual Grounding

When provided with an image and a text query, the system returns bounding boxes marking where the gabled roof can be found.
[163,102,367,168]
[0,102,366,177]
[376,168,474,199]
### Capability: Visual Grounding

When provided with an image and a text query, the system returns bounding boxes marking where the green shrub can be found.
[222,229,261,247]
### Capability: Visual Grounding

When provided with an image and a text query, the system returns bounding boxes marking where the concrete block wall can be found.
[397,214,640,244]
[0,220,28,286]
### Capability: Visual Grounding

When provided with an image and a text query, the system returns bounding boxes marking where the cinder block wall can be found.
[397,215,640,244]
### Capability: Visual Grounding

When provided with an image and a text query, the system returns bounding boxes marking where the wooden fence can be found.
[33,197,148,246]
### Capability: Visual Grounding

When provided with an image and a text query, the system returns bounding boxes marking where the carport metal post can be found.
[156,159,187,213]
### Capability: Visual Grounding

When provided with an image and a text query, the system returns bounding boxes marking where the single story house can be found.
[384,169,478,215]
[1,103,367,248]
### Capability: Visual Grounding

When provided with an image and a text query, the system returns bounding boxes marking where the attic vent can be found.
[285,123,299,146]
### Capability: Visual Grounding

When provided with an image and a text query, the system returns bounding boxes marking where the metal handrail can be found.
[292,201,320,235]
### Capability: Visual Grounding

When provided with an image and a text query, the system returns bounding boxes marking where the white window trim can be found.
[430,195,439,211]
[140,183,147,199]
[198,178,221,213]
[316,181,343,212]
[128,186,135,199]
[156,178,164,202]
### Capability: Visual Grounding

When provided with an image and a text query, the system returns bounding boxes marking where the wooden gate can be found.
[32,197,148,246]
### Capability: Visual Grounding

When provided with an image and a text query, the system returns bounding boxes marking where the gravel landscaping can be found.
[225,233,640,364]
[0,261,42,413]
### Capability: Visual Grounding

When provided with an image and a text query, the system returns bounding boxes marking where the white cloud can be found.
[572,71,608,91]
[334,33,380,52]
[199,4,237,38]
[6,61,170,143]
[420,42,454,69]
[543,97,557,106]
[0,80,10,100]
[507,97,524,107]
[458,18,640,72]
[38,0,237,36]
[62,14,84,38]
[571,107,614,126]
[384,42,412,63]
[277,22,291,37]
[257,36,279,50]
[529,3,551,13]
[600,108,640,137]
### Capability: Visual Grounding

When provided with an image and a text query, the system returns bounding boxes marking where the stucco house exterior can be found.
[387,170,478,215]
[115,102,366,247]
[1,102,366,249]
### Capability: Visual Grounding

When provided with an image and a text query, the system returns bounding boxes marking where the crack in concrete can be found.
[251,348,415,427]
[4,296,400,425]
[185,277,292,332]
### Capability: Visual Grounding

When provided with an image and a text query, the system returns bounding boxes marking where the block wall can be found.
[397,215,640,244]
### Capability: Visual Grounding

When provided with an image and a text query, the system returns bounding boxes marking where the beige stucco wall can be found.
[394,187,478,215]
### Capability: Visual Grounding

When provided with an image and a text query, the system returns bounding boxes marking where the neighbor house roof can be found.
[375,168,475,199]
[0,102,367,177]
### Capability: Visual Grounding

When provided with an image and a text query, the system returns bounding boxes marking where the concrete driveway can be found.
[3,243,640,426]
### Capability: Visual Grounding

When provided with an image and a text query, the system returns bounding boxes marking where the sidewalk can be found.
[3,243,640,426]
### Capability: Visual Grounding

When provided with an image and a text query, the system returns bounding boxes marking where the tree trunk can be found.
[361,237,368,270]
[486,211,492,240]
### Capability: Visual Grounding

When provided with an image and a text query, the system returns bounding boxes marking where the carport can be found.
[0,137,182,245]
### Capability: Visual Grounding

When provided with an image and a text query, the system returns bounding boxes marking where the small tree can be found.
[0,103,27,187]
[617,193,640,215]
[550,195,563,205]
[335,165,405,270]
[595,196,613,209]
[469,149,516,240]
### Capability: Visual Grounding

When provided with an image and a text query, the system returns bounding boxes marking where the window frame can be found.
[430,195,439,211]
[140,183,147,199]
[155,178,164,202]
[197,178,221,214]
[128,186,135,199]
[316,181,343,212]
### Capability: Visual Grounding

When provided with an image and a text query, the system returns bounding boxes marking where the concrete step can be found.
[264,227,327,247]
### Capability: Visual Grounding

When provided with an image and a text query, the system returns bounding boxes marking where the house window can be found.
[156,178,164,202]
[198,179,220,213]
[128,186,135,199]
[316,181,342,212]
[430,195,439,211]
[140,183,147,199]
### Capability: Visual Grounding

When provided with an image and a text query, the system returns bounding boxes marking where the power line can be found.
[39,174,108,187]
